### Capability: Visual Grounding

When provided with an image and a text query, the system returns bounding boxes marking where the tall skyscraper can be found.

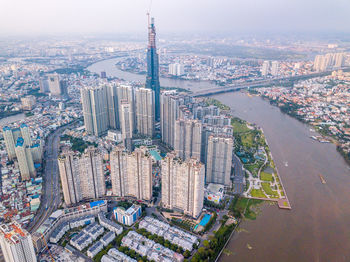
[106,84,120,130]
[261,61,270,76]
[81,85,109,136]
[117,85,136,132]
[15,138,35,181]
[110,146,152,201]
[135,88,155,137]
[21,96,36,111]
[2,125,35,161]
[206,135,233,186]
[47,73,65,97]
[313,52,346,72]
[168,63,185,76]
[39,77,49,93]
[120,101,134,150]
[58,149,82,206]
[0,221,37,262]
[145,16,161,121]
[58,147,105,206]
[174,119,202,161]
[160,92,180,148]
[335,53,345,68]
[161,153,204,218]
[313,55,323,72]
[20,124,31,147]
[2,127,16,160]
[79,147,106,200]
[201,125,233,164]
[270,61,279,76]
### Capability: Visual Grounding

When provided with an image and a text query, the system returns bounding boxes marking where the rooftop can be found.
[0,221,28,244]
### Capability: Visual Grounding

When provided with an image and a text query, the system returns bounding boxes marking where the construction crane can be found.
[41,233,55,262]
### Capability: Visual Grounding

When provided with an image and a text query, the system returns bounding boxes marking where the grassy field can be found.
[230,198,263,220]
[260,172,274,182]
[250,188,267,198]
[241,133,255,148]
[232,118,251,133]
[261,182,279,198]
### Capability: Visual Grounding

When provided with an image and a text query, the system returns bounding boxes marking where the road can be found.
[232,153,245,195]
[27,122,76,233]
[192,66,350,97]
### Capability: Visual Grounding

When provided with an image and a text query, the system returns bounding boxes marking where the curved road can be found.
[27,122,76,233]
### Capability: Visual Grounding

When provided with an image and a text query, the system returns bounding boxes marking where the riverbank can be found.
[252,91,350,167]
[202,98,291,261]
[87,57,350,262]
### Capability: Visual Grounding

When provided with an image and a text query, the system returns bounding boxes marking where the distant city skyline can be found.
[1,0,350,36]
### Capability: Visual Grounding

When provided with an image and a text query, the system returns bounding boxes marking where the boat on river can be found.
[319,174,326,184]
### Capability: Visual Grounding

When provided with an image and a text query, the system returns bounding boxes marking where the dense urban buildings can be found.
[174,119,202,161]
[161,153,205,218]
[313,53,346,72]
[110,146,152,201]
[0,221,37,262]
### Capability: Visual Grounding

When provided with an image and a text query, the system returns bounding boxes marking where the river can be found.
[0,113,26,126]
[87,57,219,92]
[88,59,350,262]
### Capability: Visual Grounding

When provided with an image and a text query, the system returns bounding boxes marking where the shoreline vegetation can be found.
[248,90,350,166]
[202,97,289,261]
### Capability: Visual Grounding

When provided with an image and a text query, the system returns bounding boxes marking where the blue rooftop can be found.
[90,200,105,208]
[3,126,11,131]
[16,137,24,147]
[20,123,28,128]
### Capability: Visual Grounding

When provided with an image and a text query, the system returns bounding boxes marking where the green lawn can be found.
[260,172,274,182]
[232,120,251,134]
[250,189,267,198]
[229,197,263,220]
[241,133,254,148]
[261,182,279,198]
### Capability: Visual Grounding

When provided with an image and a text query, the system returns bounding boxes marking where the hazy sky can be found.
[1,0,349,36]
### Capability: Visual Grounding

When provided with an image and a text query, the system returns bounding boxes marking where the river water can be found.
[87,58,218,92]
[0,113,25,126]
[88,59,350,262]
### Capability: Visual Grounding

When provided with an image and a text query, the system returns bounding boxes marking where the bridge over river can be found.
[192,67,350,97]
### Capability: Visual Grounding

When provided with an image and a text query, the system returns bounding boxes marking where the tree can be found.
[203,240,210,248]
[183,250,191,258]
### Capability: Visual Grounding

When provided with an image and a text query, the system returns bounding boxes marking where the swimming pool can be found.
[199,214,212,227]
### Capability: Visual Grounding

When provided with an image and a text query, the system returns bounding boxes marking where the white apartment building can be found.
[110,146,152,201]
[0,221,37,262]
[161,153,205,218]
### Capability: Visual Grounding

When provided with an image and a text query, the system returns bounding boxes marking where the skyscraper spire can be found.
[146,15,160,121]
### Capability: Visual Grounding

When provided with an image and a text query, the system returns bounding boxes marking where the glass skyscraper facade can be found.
[146,17,161,121]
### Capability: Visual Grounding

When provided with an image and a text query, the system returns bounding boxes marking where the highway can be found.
[27,122,76,233]
[192,66,350,97]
